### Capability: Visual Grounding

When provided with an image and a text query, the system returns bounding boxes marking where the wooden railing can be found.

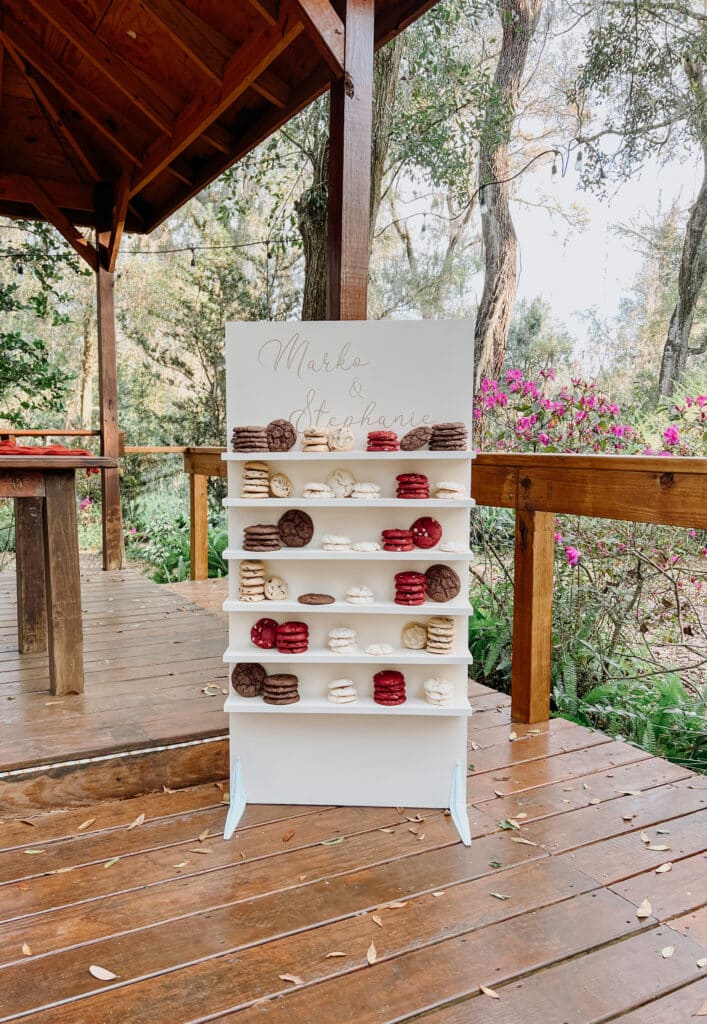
[182,447,707,724]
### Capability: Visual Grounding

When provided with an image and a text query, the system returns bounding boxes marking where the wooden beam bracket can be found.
[292,0,345,75]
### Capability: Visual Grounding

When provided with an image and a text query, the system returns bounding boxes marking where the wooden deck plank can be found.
[668,906,707,947]
[610,852,707,921]
[607,979,707,1023]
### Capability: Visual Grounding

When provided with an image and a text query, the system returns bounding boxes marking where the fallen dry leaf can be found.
[325,951,346,958]
[172,862,189,868]
[395,807,405,814]
[215,781,224,792]
[647,844,671,852]
[661,946,675,959]
[77,819,95,832]
[490,892,511,900]
[378,828,395,834]
[382,901,408,910]
[298,874,308,881]
[89,965,117,981]
[321,837,344,846]
[103,857,119,869]
[417,833,426,841]
[696,998,707,1016]
[636,898,652,919]
[697,957,707,968]
[408,827,418,835]
[281,829,295,843]
[198,829,210,842]
[510,837,538,847]
[640,831,650,844]
[21,943,31,956]
[508,731,517,741]
[126,813,145,831]
[621,789,642,796]
[480,984,500,999]
[278,974,304,986]
[589,798,600,805]
[188,846,214,855]
[431,890,446,898]
[366,942,377,965]
[371,914,383,928]
[655,862,672,873]
[622,814,636,821]
[23,849,44,855]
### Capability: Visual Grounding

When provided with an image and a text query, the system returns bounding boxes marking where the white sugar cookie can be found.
[326,468,356,497]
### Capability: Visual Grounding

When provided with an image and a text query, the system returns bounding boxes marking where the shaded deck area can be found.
[1,571,706,1022]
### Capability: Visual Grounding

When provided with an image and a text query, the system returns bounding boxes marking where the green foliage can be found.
[505,298,574,377]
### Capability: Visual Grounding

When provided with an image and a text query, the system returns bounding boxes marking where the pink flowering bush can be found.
[469,369,706,740]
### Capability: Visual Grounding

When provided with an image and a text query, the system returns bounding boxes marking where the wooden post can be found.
[511,508,555,723]
[14,497,48,653]
[326,0,374,320]
[42,470,84,695]
[189,471,209,581]
[96,204,124,570]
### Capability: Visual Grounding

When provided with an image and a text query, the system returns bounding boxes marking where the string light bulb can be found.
[479,186,488,215]
[16,262,23,276]
[574,149,583,172]
[190,247,196,268]
[551,159,559,181]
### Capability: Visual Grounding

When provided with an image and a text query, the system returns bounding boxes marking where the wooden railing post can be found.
[511,508,555,723]
[189,472,209,581]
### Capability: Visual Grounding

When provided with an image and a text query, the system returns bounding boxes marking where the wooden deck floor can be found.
[1,571,706,1021]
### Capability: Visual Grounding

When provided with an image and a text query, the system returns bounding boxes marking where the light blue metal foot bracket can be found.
[449,759,471,846]
[223,756,246,839]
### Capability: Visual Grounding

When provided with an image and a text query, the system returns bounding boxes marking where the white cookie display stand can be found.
[222,321,475,845]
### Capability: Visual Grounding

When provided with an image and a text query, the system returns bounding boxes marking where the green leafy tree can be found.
[504,296,574,375]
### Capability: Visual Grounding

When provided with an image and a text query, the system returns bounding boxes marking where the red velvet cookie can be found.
[411,516,442,549]
[251,617,278,648]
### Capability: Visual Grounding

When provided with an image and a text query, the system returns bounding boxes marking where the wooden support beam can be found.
[106,173,130,273]
[1,15,143,166]
[0,174,95,212]
[42,470,84,695]
[511,509,555,724]
[326,0,374,319]
[292,0,345,75]
[130,12,303,198]
[28,180,98,271]
[139,0,231,81]
[252,68,290,108]
[96,213,124,570]
[189,472,209,580]
[26,0,175,134]
[14,498,47,655]
[246,0,279,24]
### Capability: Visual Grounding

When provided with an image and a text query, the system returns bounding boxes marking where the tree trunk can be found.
[79,309,95,428]
[298,38,403,320]
[658,154,707,396]
[474,0,542,388]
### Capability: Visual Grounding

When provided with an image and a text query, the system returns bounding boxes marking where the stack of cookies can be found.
[394,571,427,605]
[243,524,281,551]
[434,480,466,500]
[424,677,453,707]
[241,461,269,498]
[373,669,406,706]
[327,627,357,654]
[302,427,330,452]
[276,621,309,654]
[352,540,381,552]
[430,422,468,450]
[402,620,428,650]
[231,662,266,698]
[346,585,374,604]
[401,426,432,450]
[367,430,399,452]
[396,473,429,499]
[303,481,335,499]
[327,469,355,496]
[231,425,268,452]
[239,559,265,601]
[382,528,413,551]
[426,616,455,653]
[327,678,357,704]
[263,673,299,705]
[351,481,381,500]
[322,534,352,551]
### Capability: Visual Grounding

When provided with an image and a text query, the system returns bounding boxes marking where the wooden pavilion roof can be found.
[0,0,435,262]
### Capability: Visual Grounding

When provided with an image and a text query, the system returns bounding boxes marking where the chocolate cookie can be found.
[278,509,314,547]
[266,418,297,451]
[262,672,300,704]
[400,426,432,450]
[231,662,266,698]
[425,563,461,602]
[243,524,281,551]
[231,426,268,452]
[298,593,336,605]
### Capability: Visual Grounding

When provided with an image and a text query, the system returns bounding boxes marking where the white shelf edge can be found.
[223,647,473,665]
[223,599,472,615]
[223,694,473,717]
[222,450,475,462]
[224,548,472,561]
[224,497,475,508]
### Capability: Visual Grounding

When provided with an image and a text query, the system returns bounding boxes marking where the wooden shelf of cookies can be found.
[223,646,474,665]
[224,546,472,561]
[224,693,473,717]
[222,598,472,615]
[223,450,475,462]
[223,497,476,508]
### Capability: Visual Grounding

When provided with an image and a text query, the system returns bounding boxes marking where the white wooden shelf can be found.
[223,646,473,665]
[223,450,475,462]
[225,547,472,561]
[224,693,473,717]
[223,598,473,615]
[224,497,475,508]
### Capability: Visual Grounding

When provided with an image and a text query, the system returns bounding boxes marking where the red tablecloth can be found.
[0,440,100,473]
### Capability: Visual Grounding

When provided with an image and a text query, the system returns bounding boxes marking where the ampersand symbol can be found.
[349,377,364,398]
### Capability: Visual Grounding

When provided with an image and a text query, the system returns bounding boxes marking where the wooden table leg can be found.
[14,497,48,653]
[42,470,84,695]
[189,472,209,581]
[511,508,555,724]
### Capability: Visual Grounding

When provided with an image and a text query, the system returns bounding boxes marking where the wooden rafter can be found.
[3,37,101,181]
[105,173,130,273]
[139,0,230,81]
[130,11,304,198]
[27,179,98,271]
[252,68,290,108]
[291,0,345,75]
[25,0,175,135]
[246,0,279,24]
[0,174,95,211]
[1,15,143,166]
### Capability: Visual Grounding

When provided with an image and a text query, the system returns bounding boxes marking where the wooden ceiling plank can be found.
[25,0,175,134]
[27,179,98,271]
[1,15,143,166]
[130,12,304,198]
[291,0,344,75]
[246,0,279,25]
[202,122,236,154]
[252,68,290,108]
[106,172,130,272]
[2,35,101,182]
[138,0,231,81]
[0,174,96,210]
[0,41,4,117]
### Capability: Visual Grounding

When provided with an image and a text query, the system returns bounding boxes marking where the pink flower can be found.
[538,431,550,446]
[554,532,563,544]
[565,546,580,566]
[696,395,707,408]
[662,425,680,446]
[129,527,137,535]
[79,496,92,510]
